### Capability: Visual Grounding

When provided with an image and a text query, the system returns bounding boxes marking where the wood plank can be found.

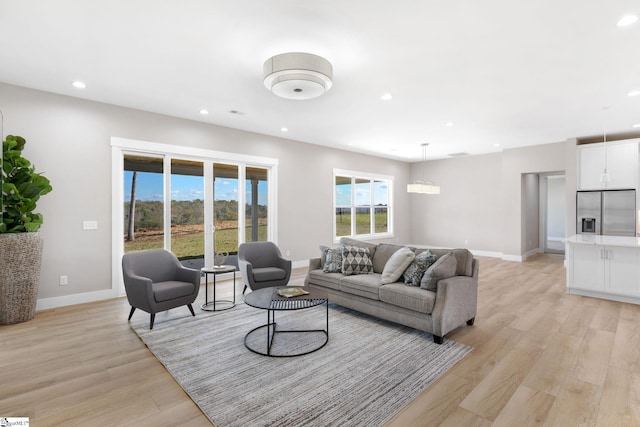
[522,333,582,396]
[543,377,600,427]
[4,254,640,426]
[459,348,538,421]
[595,366,640,426]
[491,385,555,427]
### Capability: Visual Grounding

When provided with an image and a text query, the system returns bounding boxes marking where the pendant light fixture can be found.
[407,143,440,194]
[600,106,611,184]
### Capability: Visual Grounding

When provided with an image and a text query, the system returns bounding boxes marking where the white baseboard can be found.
[292,259,309,270]
[37,289,119,311]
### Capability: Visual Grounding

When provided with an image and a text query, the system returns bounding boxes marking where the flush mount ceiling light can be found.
[263,52,333,100]
[407,143,441,195]
[617,14,638,27]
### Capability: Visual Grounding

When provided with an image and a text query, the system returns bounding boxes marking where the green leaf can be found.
[1,135,52,233]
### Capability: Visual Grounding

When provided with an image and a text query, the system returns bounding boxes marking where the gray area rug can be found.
[131,301,471,427]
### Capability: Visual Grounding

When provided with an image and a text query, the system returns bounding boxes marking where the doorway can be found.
[540,174,566,254]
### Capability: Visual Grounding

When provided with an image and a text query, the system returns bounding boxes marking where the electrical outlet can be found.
[286,250,291,257]
[59,275,68,286]
[464,239,469,245]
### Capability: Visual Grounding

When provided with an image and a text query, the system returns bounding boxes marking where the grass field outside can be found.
[336,212,388,237]
[125,221,267,259]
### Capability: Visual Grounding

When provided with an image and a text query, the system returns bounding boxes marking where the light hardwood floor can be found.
[2,253,639,426]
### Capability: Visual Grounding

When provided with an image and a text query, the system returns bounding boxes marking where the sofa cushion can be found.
[452,249,474,276]
[381,247,415,284]
[340,273,383,300]
[253,267,287,282]
[339,237,377,260]
[428,248,473,276]
[308,269,343,291]
[379,283,436,314]
[421,252,457,291]
[403,250,437,287]
[153,281,196,302]
[322,245,344,273]
[341,245,373,275]
[372,243,405,273]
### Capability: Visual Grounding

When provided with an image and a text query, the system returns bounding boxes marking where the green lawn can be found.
[336,212,388,237]
[124,226,267,259]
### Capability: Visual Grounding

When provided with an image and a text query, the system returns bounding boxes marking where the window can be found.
[113,138,278,291]
[334,169,392,240]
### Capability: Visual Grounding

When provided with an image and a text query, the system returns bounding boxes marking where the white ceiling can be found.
[1,0,639,162]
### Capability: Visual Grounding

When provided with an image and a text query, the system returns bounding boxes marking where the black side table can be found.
[200,265,236,311]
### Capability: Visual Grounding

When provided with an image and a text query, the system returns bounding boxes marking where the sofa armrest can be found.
[305,257,323,286]
[309,257,322,271]
[431,259,479,337]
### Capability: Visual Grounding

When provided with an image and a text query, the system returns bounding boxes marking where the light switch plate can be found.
[83,220,98,230]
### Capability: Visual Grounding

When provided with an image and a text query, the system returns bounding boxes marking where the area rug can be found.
[131,302,471,427]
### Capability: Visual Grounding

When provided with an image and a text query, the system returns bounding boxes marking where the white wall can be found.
[408,152,503,254]
[409,142,571,260]
[0,83,411,306]
[546,175,566,239]
[522,173,540,255]
[1,82,581,308]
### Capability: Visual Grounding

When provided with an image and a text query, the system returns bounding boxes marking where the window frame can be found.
[112,137,279,295]
[333,168,393,242]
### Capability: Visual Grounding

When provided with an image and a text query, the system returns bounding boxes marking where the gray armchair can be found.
[238,241,292,293]
[122,249,201,329]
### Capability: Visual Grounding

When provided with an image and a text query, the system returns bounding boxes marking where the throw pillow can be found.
[341,245,373,275]
[322,245,344,273]
[381,247,415,284]
[420,252,457,291]
[403,249,437,287]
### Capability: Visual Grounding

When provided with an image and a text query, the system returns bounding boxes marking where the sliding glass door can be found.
[213,163,239,255]
[170,159,205,263]
[123,154,165,253]
[118,145,275,272]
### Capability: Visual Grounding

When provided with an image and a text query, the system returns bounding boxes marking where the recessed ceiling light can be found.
[281,127,288,132]
[633,123,640,128]
[494,143,501,147]
[380,93,393,101]
[199,109,209,115]
[446,122,454,127]
[617,14,638,27]
[628,90,640,97]
[72,81,86,89]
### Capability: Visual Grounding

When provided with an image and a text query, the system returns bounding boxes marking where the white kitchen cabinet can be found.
[566,235,640,303]
[577,140,639,190]
[568,244,604,291]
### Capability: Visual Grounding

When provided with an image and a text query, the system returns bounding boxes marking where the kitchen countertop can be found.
[565,234,640,248]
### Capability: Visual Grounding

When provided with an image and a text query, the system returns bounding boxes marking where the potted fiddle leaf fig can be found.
[0,135,52,324]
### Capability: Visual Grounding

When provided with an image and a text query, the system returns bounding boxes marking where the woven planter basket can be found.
[0,232,44,324]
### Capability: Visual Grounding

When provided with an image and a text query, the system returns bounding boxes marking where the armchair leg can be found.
[128,306,136,321]
[187,304,195,317]
[433,335,444,344]
[150,313,155,330]
[243,285,247,294]
[467,317,476,326]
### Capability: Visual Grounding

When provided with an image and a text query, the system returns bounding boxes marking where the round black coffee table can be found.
[243,286,328,357]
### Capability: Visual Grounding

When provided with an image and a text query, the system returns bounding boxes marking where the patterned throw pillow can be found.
[403,250,437,287]
[322,245,344,273]
[341,245,373,275]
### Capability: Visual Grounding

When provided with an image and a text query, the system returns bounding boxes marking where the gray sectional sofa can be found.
[304,237,478,343]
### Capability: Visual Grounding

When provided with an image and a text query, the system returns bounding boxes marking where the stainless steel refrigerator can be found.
[576,190,637,236]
